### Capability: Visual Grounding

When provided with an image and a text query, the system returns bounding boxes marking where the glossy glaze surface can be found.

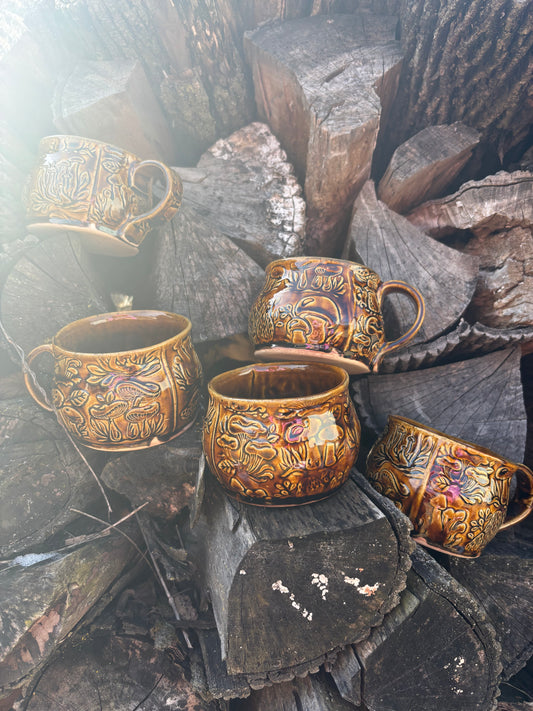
[366,415,533,557]
[24,311,202,451]
[203,362,361,505]
[249,257,425,374]
[25,135,183,255]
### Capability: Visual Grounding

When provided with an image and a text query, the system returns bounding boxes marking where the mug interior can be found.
[55,311,189,354]
[210,362,346,401]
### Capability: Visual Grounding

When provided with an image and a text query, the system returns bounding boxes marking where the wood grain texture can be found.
[244,12,402,256]
[351,346,527,463]
[180,122,305,267]
[196,471,413,677]
[343,180,479,346]
[52,58,178,163]
[377,122,480,214]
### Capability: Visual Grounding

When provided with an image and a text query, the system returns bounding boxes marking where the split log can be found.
[0,394,105,558]
[0,234,113,361]
[194,469,413,679]
[143,202,265,346]
[101,423,202,522]
[406,171,533,239]
[351,346,527,464]
[377,122,480,214]
[377,0,533,169]
[0,528,140,707]
[244,12,403,256]
[180,122,305,267]
[448,531,533,681]
[329,546,502,711]
[52,59,178,164]
[343,180,479,347]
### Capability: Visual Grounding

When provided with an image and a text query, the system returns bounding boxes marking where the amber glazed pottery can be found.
[24,310,202,451]
[365,415,533,558]
[203,362,361,506]
[25,135,183,256]
[248,257,425,375]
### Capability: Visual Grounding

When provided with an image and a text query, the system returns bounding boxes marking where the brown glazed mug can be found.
[203,362,361,506]
[365,415,533,558]
[23,310,203,451]
[25,135,183,256]
[248,257,425,375]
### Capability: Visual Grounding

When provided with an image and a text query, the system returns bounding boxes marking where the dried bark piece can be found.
[351,346,527,464]
[244,12,402,255]
[377,122,480,214]
[181,122,305,267]
[406,171,533,239]
[343,181,479,346]
[52,59,178,163]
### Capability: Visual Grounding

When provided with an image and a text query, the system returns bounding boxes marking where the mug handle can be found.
[499,464,533,530]
[119,160,183,246]
[23,344,54,411]
[371,280,426,372]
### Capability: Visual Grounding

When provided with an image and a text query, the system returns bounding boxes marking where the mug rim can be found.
[265,255,378,277]
[208,361,349,405]
[51,310,192,357]
[387,414,517,467]
[39,134,142,162]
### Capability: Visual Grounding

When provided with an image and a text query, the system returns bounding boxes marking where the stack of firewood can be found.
[1,1,532,710]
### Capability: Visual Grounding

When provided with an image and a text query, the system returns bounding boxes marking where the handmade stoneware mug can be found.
[365,415,533,558]
[203,362,361,506]
[23,310,203,451]
[248,257,425,375]
[25,135,183,256]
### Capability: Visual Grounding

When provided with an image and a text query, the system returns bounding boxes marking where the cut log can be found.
[143,202,265,345]
[180,122,305,267]
[406,171,533,239]
[0,125,34,246]
[195,469,413,679]
[448,531,533,681]
[52,59,178,164]
[101,423,202,521]
[331,546,502,711]
[0,528,140,707]
[377,122,480,214]
[351,346,527,464]
[0,234,113,361]
[377,0,533,168]
[244,12,402,256]
[0,394,106,558]
[343,180,479,347]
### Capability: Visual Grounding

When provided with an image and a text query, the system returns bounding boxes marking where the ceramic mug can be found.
[25,135,183,256]
[248,257,425,375]
[23,310,203,451]
[365,415,533,558]
[203,362,361,506]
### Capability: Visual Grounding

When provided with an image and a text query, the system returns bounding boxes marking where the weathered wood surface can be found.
[343,180,479,347]
[0,124,34,247]
[377,0,533,170]
[0,392,106,558]
[144,202,264,345]
[244,12,402,256]
[52,58,178,163]
[406,171,533,239]
[195,469,414,679]
[335,546,502,711]
[0,528,140,708]
[377,122,480,214]
[448,531,533,681]
[351,346,527,463]
[0,234,112,361]
[180,122,305,267]
[101,423,202,521]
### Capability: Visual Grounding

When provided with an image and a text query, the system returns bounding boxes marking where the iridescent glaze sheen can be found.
[249,257,425,374]
[366,415,533,558]
[203,362,361,505]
